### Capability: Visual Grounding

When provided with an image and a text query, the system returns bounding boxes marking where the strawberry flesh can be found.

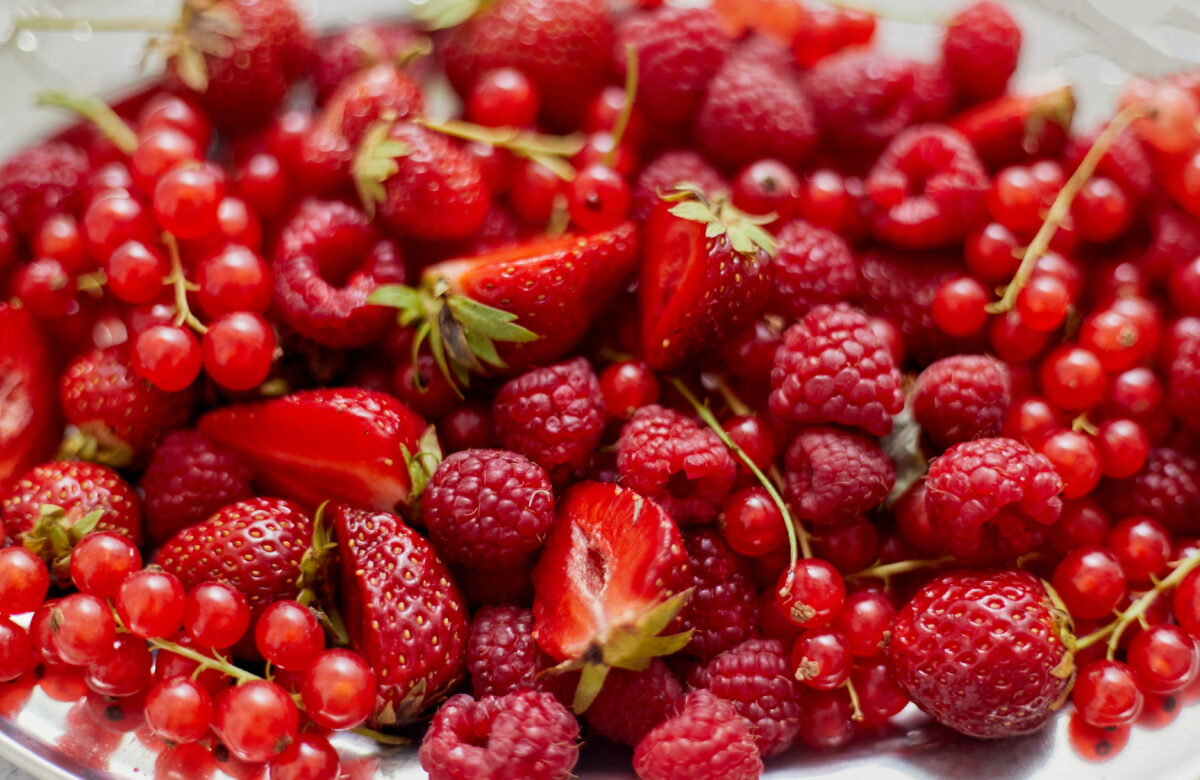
[0,304,58,493]
[199,388,428,513]
[532,481,690,662]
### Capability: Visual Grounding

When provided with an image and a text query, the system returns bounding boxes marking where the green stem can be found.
[163,234,207,334]
[416,117,582,181]
[13,15,179,33]
[1076,548,1200,655]
[846,556,954,583]
[36,91,138,155]
[605,44,638,169]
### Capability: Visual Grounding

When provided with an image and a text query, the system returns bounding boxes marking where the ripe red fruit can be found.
[632,690,761,780]
[1050,546,1126,620]
[776,558,845,629]
[50,593,116,666]
[212,679,299,763]
[1127,624,1199,694]
[116,569,187,639]
[784,426,894,525]
[133,324,203,392]
[1072,659,1144,729]
[184,582,251,650]
[0,305,57,493]
[300,649,378,731]
[69,532,141,600]
[942,1,1021,101]
[145,676,214,744]
[254,600,324,671]
[201,311,277,391]
[0,548,50,615]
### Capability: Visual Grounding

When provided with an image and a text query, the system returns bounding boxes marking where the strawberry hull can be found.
[0,304,59,493]
[199,388,428,514]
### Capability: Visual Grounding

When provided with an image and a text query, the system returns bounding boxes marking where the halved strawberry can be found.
[199,388,437,514]
[371,222,639,387]
[639,188,774,370]
[949,85,1075,170]
[0,304,59,493]
[331,503,468,726]
[531,481,692,711]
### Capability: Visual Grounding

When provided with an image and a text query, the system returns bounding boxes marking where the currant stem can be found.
[711,374,753,417]
[843,677,865,722]
[416,117,583,181]
[845,556,954,584]
[163,233,207,334]
[1071,413,1099,435]
[606,44,638,169]
[988,103,1144,314]
[12,15,180,34]
[35,90,138,156]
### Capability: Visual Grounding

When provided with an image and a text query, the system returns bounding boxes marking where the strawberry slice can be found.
[639,188,774,370]
[0,304,58,493]
[331,503,468,726]
[371,222,639,387]
[532,481,692,711]
[949,85,1075,170]
[199,388,437,514]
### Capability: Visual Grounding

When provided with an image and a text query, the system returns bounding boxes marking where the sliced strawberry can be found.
[531,481,691,710]
[639,190,773,370]
[949,85,1075,170]
[0,304,59,493]
[372,222,639,387]
[199,388,436,514]
[331,503,468,726]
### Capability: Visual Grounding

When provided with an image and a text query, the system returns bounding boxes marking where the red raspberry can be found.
[913,354,1013,448]
[272,199,406,348]
[492,358,606,479]
[455,559,536,608]
[0,142,90,235]
[418,690,580,780]
[924,437,1063,563]
[615,6,731,127]
[1168,336,1200,433]
[689,637,803,757]
[676,530,758,660]
[616,405,736,524]
[865,125,989,249]
[804,52,916,161]
[632,150,726,221]
[140,430,254,546]
[632,690,762,780]
[695,54,817,172]
[769,220,858,319]
[769,304,905,437]
[857,249,988,365]
[1065,127,1154,202]
[466,605,556,699]
[784,426,895,526]
[320,64,425,144]
[422,449,554,569]
[585,659,682,746]
[910,61,956,121]
[889,569,1073,738]
[1139,205,1200,284]
[1103,447,1200,534]
[313,22,429,104]
[941,1,1021,102]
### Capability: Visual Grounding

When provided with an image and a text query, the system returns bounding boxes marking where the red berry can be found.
[0,618,31,682]
[1106,516,1171,586]
[721,487,786,557]
[1127,624,1199,694]
[212,679,299,763]
[254,600,323,671]
[1174,569,1200,639]
[1073,177,1133,242]
[196,244,273,316]
[105,241,168,304]
[50,593,116,666]
[831,589,894,656]
[599,361,659,419]
[790,628,850,690]
[133,324,203,392]
[201,312,277,391]
[69,532,142,600]
[931,277,988,336]
[132,129,202,194]
[987,166,1042,235]
[13,258,74,319]
[1073,659,1144,729]
[776,558,845,629]
[184,582,251,650]
[84,633,153,697]
[467,68,540,128]
[236,153,289,220]
[1039,345,1105,412]
[34,214,87,274]
[1039,429,1100,499]
[300,649,377,730]
[116,569,187,639]
[568,164,631,232]
[83,192,155,262]
[1050,546,1125,620]
[153,164,225,240]
[145,676,213,744]
[942,0,1021,101]
[0,547,50,615]
[1016,274,1069,333]
[1096,418,1149,478]
[732,159,800,222]
[269,733,340,780]
[138,94,212,149]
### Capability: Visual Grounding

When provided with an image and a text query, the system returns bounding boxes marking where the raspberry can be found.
[857,249,988,365]
[769,220,858,319]
[941,1,1021,102]
[632,150,726,221]
[584,659,682,746]
[865,125,989,249]
[1065,127,1154,202]
[1103,447,1200,534]
[1139,205,1200,284]
[769,304,904,437]
[913,355,1013,448]
[1169,336,1200,434]
[616,405,736,524]
[632,690,762,780]
[804,52,916,161]
[676,530,758,659]
[418,690,580,780]
[784,426,895,526]
[689,637,803,757]
[140,430,254,546]
[0,142,90,235]
[889,569,1072,738]
[910,61,955,121]
[924,437,1063,563]
[466,605,556,699]
[615,6,731,127]
[455,559,537,608]
[492,358,606,479]
[422,449,555,569]
[694,54,817,172]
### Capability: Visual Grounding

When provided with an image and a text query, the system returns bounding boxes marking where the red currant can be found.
[965,222,1021,284]
[1015,273,1069,333]
[1073,659,1144,729]
[1127,624,1199,694]
[468,68,540,128]
[84,634,153,697]
[1040,429,1100,499]
[721,415,776,474]
[51,593,116,666]
[1048,499,1110,555]
[439,402,493,452]
[154,163,225,241]
[35,214,88,274]
[989,310,1049,365]
[776,558,845,629]
[797,688,855,749]
[931,277,988,336]
[236,153,289,220]
[1002,395,1061,449]
[132,129,202,194]
[1173,569,1200,639]
[1050,546,1125,620]
[599,361,659,419]
[14,258,74,319]
[0,547,50,614]
[133,324,203,392]
[1106,516,1172,586]
[116,569,187,639]
[145,675,214,744]
[732,159,800,222]
[184,582,251,650]
[567,164,631,232]
[721,487,786,557]
[269,733,340,780]
[790,628,851,690]
[987,166,1042,235]
[83,191,155,262]
[139,94,212,150]
[69,532,142,600]
[1073,177,1133,242]
[195,244,272,317]
[852,658,908,725]
[254,600,324,671]
[299,649,377,730]
[810,517,879,574]
[201,312,277,391]
[0,618,31,682]
[797,169,854,233]
[1095,418,1149,479]
[509,161,561,223]
[1039,345,1105,412]
[105,241,168,305]
[212,679,299,763]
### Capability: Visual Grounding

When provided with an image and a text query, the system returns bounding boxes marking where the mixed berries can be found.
[0,0,1199,778]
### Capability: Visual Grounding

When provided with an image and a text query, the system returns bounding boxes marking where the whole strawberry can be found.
[332,503,469,726]
[165,0,313,132]
[321,64,425,145]
[314,22,430,104]
[888,569,1074,738]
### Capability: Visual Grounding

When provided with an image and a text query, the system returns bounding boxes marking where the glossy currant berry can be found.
[965,222,1021,284]
[1105,367,1162,420]
[195,244,273,316]
[585,85,646,146]
[133,324,203,392]
[1039,345,1105,412]
[732,159,800,222]
[132,129,202,194]
[852,658,909,725]
[13,259,74,318]
[1106,516,1172,586]
[1127,624,1199,694]
[1073,177,1133,243]
[931,277,988,336]
[139,93,212,149]
[0,619,31,682]
[236,153,289,220]
[269,733,340,780]
[1078,308,1143,373]
[568,164,631,232]
[1039,429,1100,499]
[254,600,324,671]
[1015,273,1069,333]
[116,569,187,639]
[810,517,879,574]
[776,558,845,629]
[509,161,561,223]
[721,487,787,557]
[438,402,493,452]
[467,68,540,128]
[0,547,50,615]
[50,593,116,666]
[722,416,776,474]
[1050,546,1125,620]
[1073,660,1144,729]
[1095,419,1149,479]
[184,582,251,650]
[987,166,1042,236]
[574,132,637,178]
[797,688,855,749]
[790,628,851,690]
[300,649,377,730]
[201,312,277,391]
[1002,396,1061,449]
[83,191,156,262]
[105,241,168,305]
[34,214,87,274]
[145,676,214,744]
[1124,80,1199,152]
[1170,257,1200,316]
[212,679,299,763]
[69,532,143,600]
[797,169,854,233]
[831,589,894,656]
[1048,500,1110,556]
[599,361,659,419]
[153,163,225,241]
[29,600,63,666]
[989,310,1049,365]
[84,634,154,697]
[1173,569,1200,639]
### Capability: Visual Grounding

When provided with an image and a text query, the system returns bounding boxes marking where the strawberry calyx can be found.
[23,503,105,581]
[157,0,244,93]
[1039,579,1077,687]
[416,117,584,181]
[352,119,413,217]
[661,184,778,259]
[57,426,135,469]
[401,425,443,503]
[369,278,537,392]
[295,502,349,648]
[408,0,498,32]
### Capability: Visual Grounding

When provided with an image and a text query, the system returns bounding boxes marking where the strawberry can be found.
[163,0,313,132]
[440,0,614,128]
[314,22,431,104]
[639,187,774,370]
[1,461,142,580]
[353,121,490,241]
[198,388,438,515]
[155,497,312,611]
[0,304,59,494]
[531,481,692,711]
[949,85,1075,169]
[59,346,194,467]
[320,64,426,145]
[370,222,639,387]
[331,503,468,726]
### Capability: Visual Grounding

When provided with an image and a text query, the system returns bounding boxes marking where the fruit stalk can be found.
[163,233,207,334]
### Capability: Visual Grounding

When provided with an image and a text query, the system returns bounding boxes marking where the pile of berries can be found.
[0,0,1199,778]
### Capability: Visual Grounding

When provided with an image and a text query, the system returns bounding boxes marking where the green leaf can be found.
[464,328,506,369]
[446,295,538,343]
[438,305,483,376]
[409,0,482,30]
[401,426,443,502]
[352,121,409,215]
[573,662,610,714]
[738,222,778,257]
[668,200,716,224]
[368,284,421,312]
[67,509,105,543]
